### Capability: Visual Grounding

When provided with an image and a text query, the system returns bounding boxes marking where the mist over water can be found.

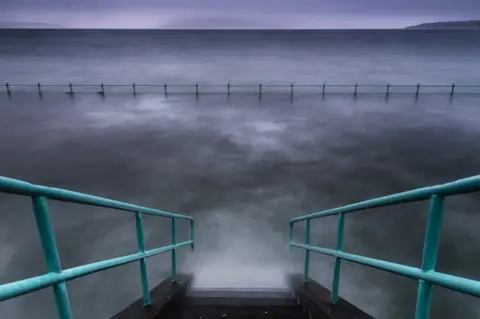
[1,30,480,319]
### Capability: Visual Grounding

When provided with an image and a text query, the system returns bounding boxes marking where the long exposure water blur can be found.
[1,29,480,318]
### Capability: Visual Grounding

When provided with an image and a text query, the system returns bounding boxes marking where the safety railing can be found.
[289,175,480,319]
[0,176,194,319]
[3,82,480,96]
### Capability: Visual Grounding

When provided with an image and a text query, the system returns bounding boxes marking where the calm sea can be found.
[0,30,480,319]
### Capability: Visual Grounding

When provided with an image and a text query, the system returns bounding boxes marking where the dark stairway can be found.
[111,275,373,319]
[180,288,312,319]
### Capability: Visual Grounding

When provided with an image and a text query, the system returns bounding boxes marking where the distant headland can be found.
[405,20,480,29]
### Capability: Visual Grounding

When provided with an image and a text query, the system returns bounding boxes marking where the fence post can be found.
[164,83,167,95]
[416,83,420,95]
[354,83,358,95]
[190,219,195,249]
[6,82,10,95]
[414,195,445,319]
[196,83,199,95]
[32,196,73,319]
[386,83,390,95]
[133,83,136,95]
[331,213,345,304]
[135,212,150,306]
[69,82,73,94]
[171,217,177,282]
[322,82,326,95]
[37,82,42,95]
[450,84,455,95]
[303,219,311,283]
[259,83,262,95]
[227,82,231,95]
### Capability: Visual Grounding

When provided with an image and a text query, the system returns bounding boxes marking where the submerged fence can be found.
[4,82,480,96]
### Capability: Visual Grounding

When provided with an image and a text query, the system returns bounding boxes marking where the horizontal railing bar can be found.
[290,243,480,298]
[291,175,480,222]
[0,177,192,220]
[4,83,480,88]
[0,240,193,302]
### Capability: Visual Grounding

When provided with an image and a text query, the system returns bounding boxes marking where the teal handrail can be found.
[0,176,194,319]
[289,175,480,319]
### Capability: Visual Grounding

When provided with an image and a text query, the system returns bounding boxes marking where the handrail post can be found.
[289,221,294,251]
[6,82,10,95]
[32,196,73,319]
[100,83,104,94]
[135,212,151,306]
[196,83,199,95]
[416,83,420,95]
[69,82,73,94]
[190,219,195,249]
[133,83,136,95]
[259,82,262,95]
[331,212,345,304]
[386,83,390,95]
[322,82,326,95]
[354,83,358,95]
[164,83,167,95]
[450,83,455,96]
[414,195,445,319]
[303,219,311,282]
[227,82,231,95]
[290,83,294,96]
[171,217,177,281]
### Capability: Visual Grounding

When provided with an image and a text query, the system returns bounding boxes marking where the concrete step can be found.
[182,304,309,319]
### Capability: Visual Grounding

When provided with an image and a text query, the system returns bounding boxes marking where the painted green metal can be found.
[415,195,445,319]
[135,212,151,306]
[190,219,195,249]
[290,175,480,319]
[32,196,73,319]
[303,219,311,283]
[171,217,177,282]
[331,212,345,304]
[0,176,194,319]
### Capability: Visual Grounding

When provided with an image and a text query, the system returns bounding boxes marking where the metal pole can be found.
[171,217,177,281]
[414,195,445,319]
[227,82,231,95]
[32,196,73,319]
[135,212,150,306]
[133,83,136,95]
[190,219,195,249]
[6,82,10,95]
[386,84,390,95]
[164,83,167,95]
[303,219,311,283]
[331,213,345,304]
[69,82,73,94]
[290,83,294,96]
[196,83,199,95]
[259,83,262,95]
[37,82,41,94]
[416,83,420,95]
[322,82,326,95]
[101,83,104,94]
[354,83,358,95]
[289,222,294,251]
[450,84,455,95]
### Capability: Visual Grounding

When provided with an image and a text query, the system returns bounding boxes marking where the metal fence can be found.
[4,82,480,95]
[289,175,480,319]
[0,176,194,319]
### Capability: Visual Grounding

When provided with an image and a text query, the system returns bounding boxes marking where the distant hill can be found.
[406,20,480,30]
[0,21,64,29]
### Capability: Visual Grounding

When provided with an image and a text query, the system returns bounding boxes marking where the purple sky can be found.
[1,0,479,28]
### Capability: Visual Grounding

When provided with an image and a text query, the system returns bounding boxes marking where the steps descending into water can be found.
[111,274,373,319]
